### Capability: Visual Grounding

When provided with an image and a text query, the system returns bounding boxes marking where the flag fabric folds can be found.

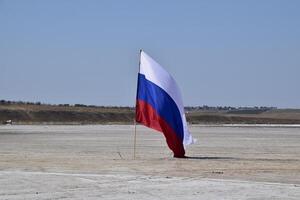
[135,50,194,158]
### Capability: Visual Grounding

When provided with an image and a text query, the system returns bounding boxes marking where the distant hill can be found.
[1,100,300,125]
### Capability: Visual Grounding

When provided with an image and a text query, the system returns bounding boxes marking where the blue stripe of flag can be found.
[137,73,184,142]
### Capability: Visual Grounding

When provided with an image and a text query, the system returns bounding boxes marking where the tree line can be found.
[0,99,276,111]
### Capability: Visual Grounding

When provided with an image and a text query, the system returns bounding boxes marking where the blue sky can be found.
[1,0,299,108]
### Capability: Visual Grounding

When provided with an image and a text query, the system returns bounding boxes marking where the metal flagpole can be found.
[133,49,142,159]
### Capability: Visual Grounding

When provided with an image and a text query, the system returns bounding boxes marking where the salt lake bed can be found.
[0,125,300,199]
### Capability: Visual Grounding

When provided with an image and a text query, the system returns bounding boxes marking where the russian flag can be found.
[135,50,194,158]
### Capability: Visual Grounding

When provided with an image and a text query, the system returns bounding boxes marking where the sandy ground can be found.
[0,125,300,199]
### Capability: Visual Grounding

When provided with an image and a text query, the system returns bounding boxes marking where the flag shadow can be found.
[181,156,237,160]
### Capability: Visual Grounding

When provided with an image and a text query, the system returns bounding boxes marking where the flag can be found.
[135,50,194,158]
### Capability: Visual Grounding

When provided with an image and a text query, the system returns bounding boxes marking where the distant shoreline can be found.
[1,124,300,128]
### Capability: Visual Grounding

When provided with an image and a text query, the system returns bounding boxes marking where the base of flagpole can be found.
[173,155,187,158]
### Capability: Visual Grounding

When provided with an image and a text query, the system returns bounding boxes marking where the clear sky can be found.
[1,0,299,108]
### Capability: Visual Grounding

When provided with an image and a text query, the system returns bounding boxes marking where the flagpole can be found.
[133,119,137,159]
[133,49,142,159]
